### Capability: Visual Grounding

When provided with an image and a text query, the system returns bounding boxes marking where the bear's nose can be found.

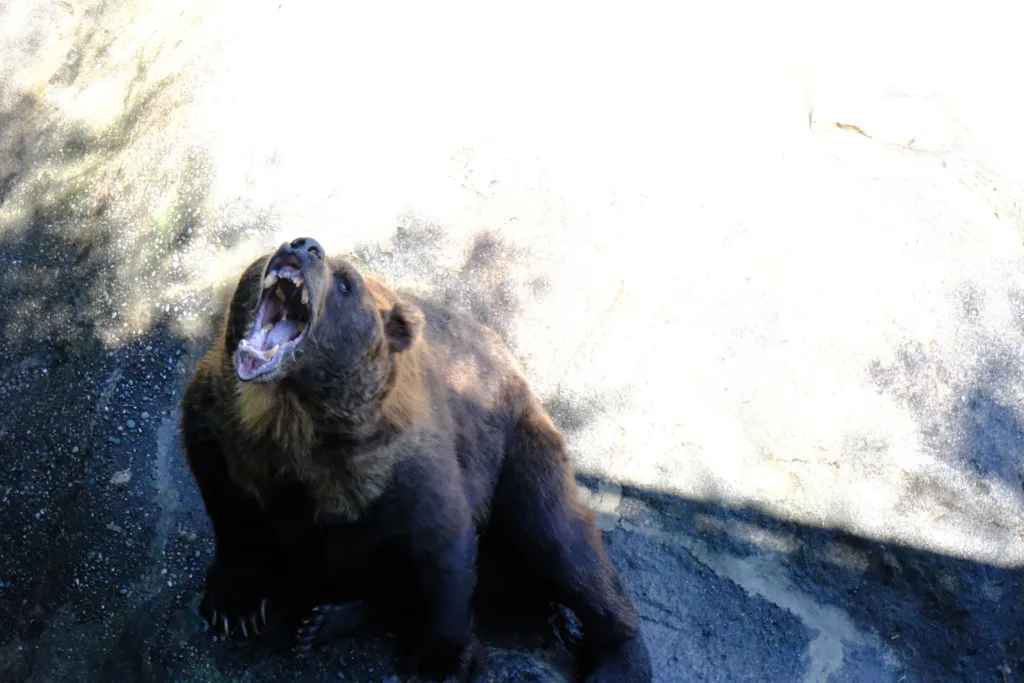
[286,237,324,260]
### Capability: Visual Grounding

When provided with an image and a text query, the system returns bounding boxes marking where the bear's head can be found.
[229,237,423,387]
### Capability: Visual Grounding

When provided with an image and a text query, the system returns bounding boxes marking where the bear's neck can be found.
[233,367,387,448]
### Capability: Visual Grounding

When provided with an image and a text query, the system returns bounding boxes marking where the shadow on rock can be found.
[612,484,1024,682]
[866,281,1024,572]
[353,216,528,347]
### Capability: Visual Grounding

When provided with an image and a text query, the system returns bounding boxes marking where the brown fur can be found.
[181,239,652,682]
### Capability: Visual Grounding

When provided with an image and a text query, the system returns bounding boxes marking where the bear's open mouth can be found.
[236,266,312,381]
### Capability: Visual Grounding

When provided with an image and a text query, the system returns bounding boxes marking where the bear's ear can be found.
[384,300,424,353]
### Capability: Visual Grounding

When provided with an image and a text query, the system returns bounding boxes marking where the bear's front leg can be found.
[182,386,273,640]
[402,525,480,683]
[383,450,483,683]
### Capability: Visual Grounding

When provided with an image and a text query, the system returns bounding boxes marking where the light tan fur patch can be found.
[232,380,405,521]
[235,381,315,458]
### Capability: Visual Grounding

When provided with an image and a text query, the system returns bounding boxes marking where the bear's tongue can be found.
[236,318,300,381]
[266,319,297,348]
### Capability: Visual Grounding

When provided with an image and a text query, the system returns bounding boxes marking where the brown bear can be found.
[181,236,652,682]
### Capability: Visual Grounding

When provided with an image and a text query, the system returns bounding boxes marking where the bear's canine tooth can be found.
[301,288,309,306]
[263,274,277,289]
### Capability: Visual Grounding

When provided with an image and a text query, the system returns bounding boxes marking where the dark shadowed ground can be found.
[4,1,1024,682]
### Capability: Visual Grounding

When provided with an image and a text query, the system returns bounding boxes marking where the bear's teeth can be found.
[262,345,279,359]
[263,274,277,289]
[301,288,309,305]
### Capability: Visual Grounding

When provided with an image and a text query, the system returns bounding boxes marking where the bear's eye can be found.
[336,277,350,295]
